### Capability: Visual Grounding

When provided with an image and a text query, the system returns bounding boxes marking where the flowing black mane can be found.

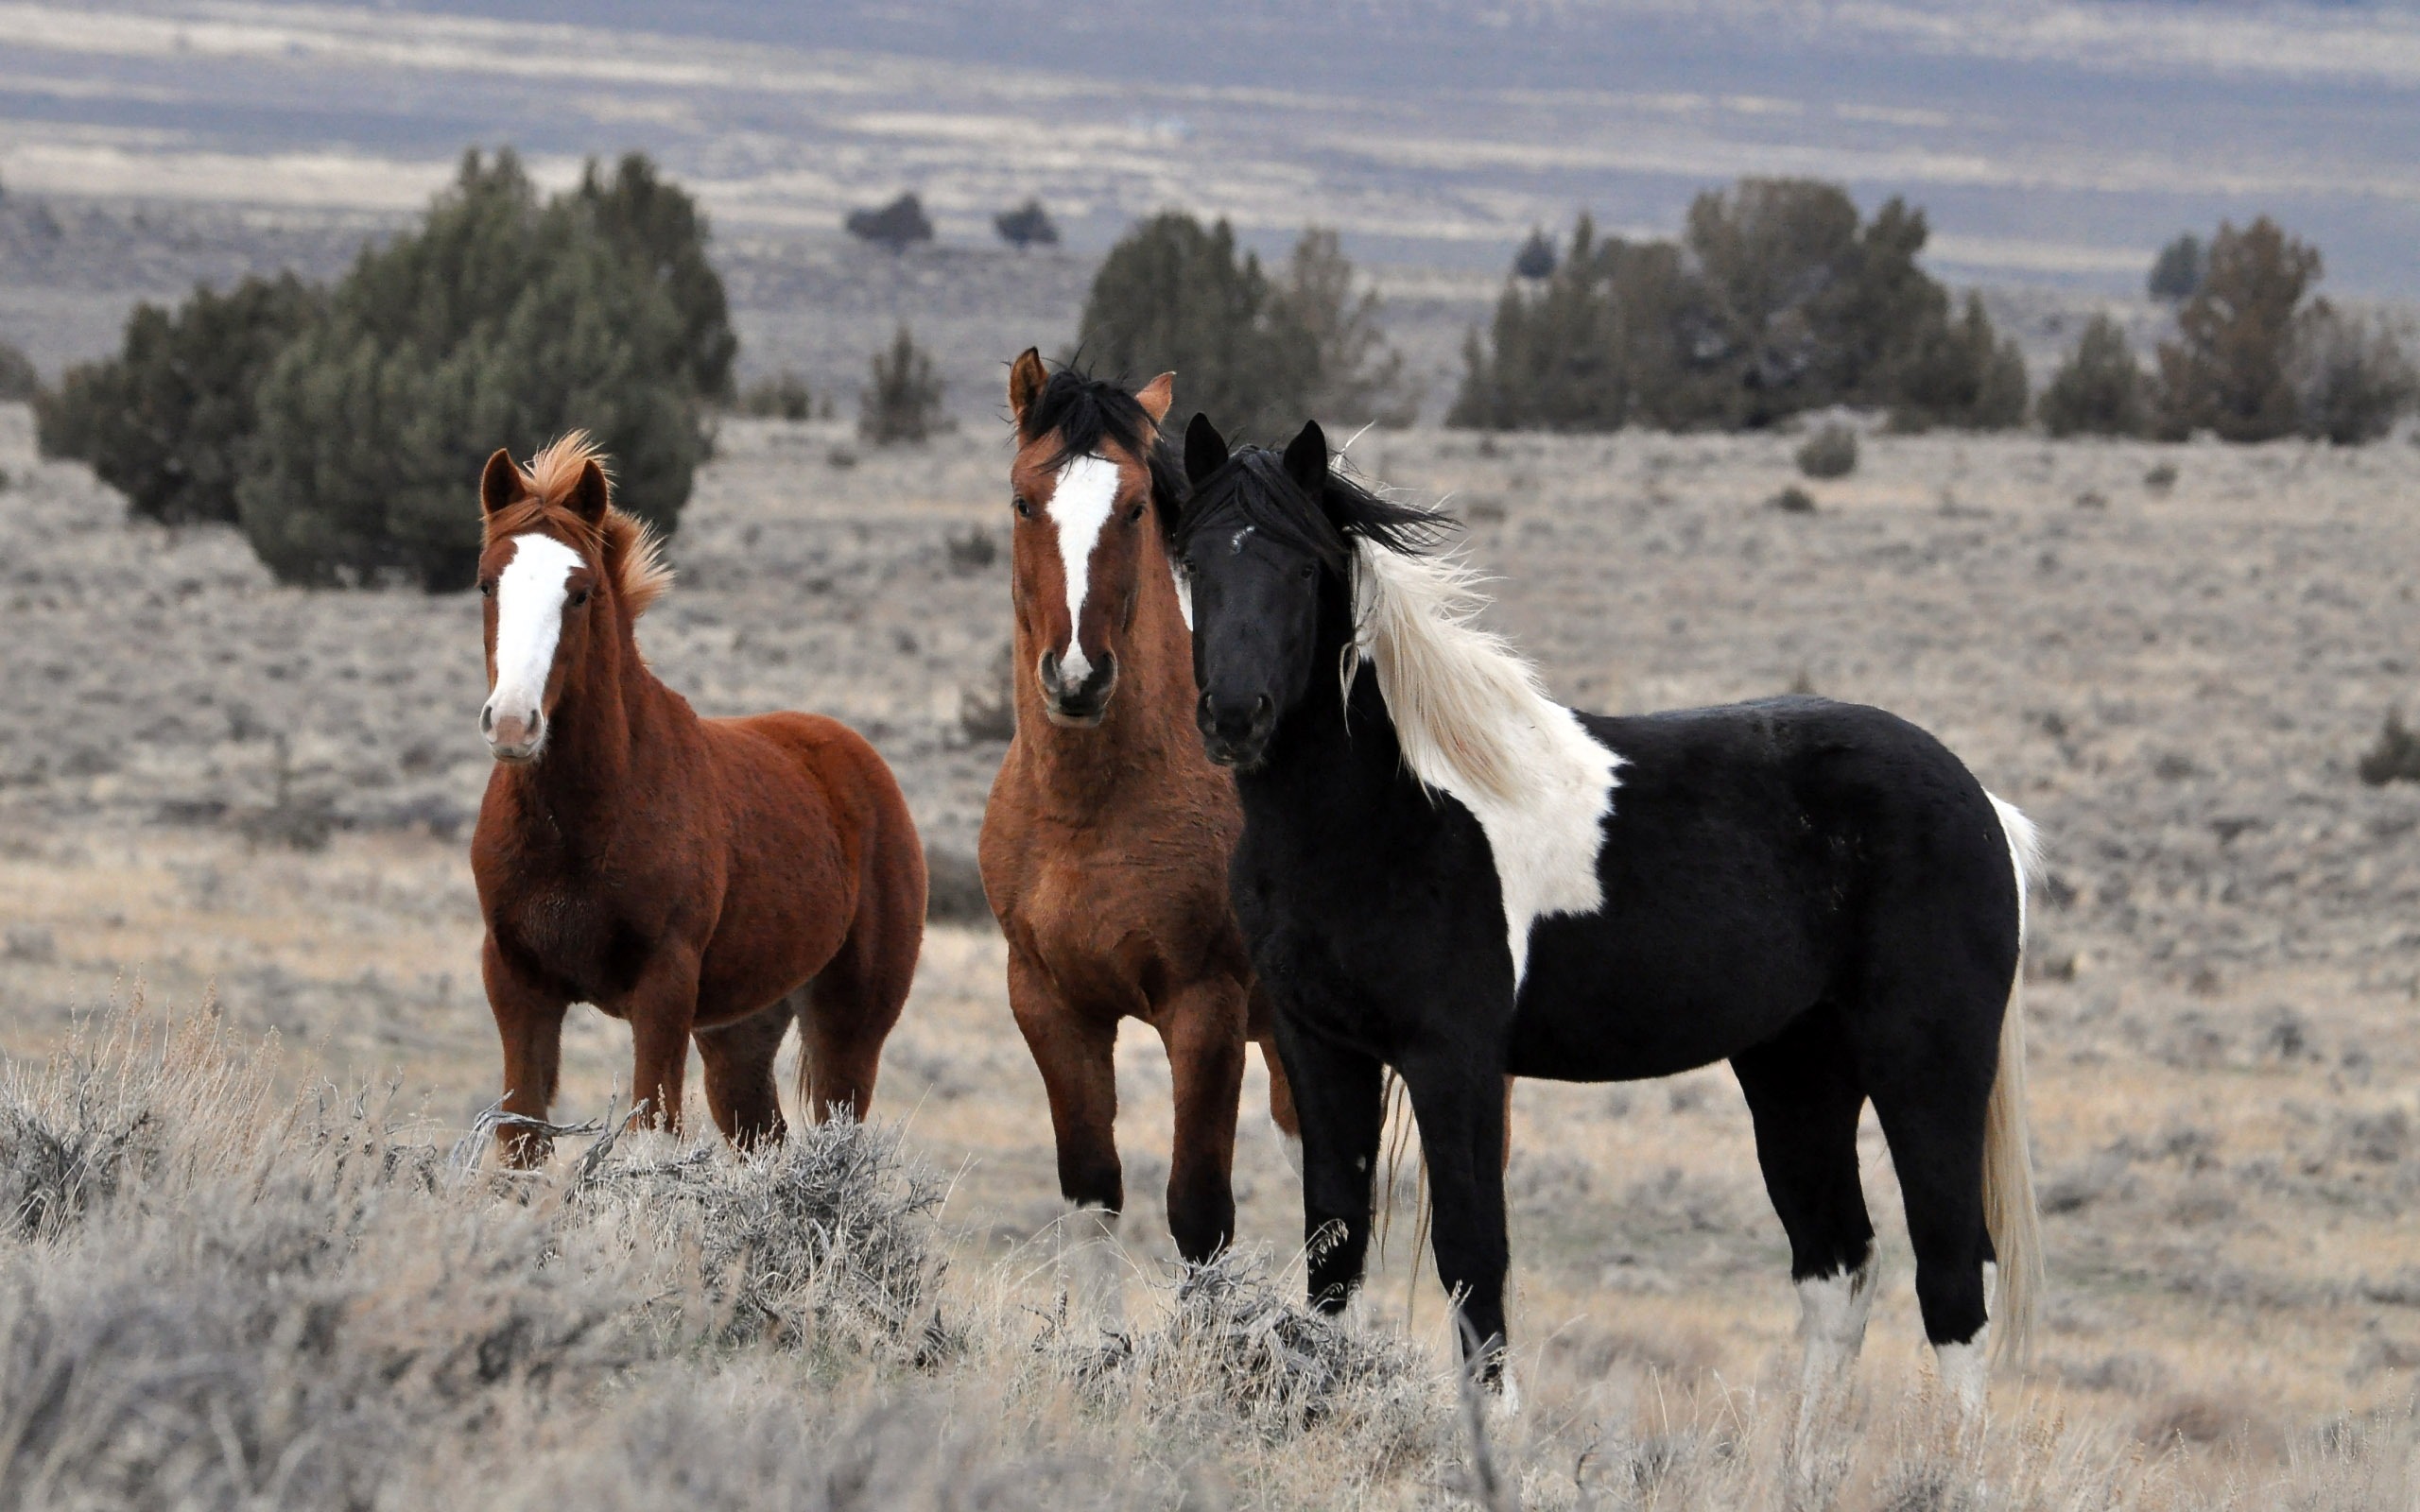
[1175,442,1450,573]
[1017,366,1186,545]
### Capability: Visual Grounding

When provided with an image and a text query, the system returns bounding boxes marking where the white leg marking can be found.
[1046,455,1120,683]
[1791,1250,1878,1470]
[1795,1250,1879,1394]
[485,533,581,742]
[1935,1335,1989,1421]
[1276,1127,1305,1177]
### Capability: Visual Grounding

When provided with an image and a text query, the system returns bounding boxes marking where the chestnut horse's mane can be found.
[484,431,674,619]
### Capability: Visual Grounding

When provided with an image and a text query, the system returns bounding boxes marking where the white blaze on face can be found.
[1046,455,1121,682]
[484,532,583,743]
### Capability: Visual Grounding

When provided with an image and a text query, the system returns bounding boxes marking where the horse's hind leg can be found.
[1732,1005,1876,1455]
[1855,975,2002,1418]
[695,993,797,1150]
[799,839,924,1124]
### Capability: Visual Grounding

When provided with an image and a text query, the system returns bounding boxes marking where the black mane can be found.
[1018,367,1185,544]
[1175,445,1451,573]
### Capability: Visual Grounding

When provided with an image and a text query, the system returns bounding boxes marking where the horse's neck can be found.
[502,608,681,844]
[1013,556,1200,802]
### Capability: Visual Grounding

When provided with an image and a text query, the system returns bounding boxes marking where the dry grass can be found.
[7,412,2420,1502]
[0,1000,2411,1511]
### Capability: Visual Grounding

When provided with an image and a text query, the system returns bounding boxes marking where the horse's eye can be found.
[1126,501,1146,524]
[1012,496,1033,519]
[567,589,590,608]
[477,580,494,597]
[1297,562,1318,581]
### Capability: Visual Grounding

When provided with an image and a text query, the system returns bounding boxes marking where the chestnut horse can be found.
[978,354,1297,1263]
[471,434,925,1164]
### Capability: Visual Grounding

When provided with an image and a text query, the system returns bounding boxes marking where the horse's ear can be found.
[568,458,611,527]
[1281,420,1328,496]
[1008,347,1046,427]
[479,448,520,517]
[1134,371,1175,424]
[1184,412,1227,485]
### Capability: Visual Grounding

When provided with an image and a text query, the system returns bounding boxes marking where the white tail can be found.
[1982,794,2044,1365]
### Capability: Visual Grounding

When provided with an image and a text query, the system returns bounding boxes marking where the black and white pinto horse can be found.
[1172,415,2043,1418]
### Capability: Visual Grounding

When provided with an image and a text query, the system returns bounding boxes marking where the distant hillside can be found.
[0,1,2416,295]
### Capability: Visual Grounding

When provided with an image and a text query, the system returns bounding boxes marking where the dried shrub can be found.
[1795,421,1858,478]
[578,1112,946,1351]
[1772,484,1817,514]
[1049,1245,1445,1458]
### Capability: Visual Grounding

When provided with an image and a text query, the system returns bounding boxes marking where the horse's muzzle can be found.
[1038,648,1117,728]
[1197,690,1274,769]
[483,701,546,763]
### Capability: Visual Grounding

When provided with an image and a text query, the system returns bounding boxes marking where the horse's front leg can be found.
[621,946,704,1136]
[1399,1044,1513,1381]
[1272,1012,1384,1313]
[1154,976,1249,1264]
[484,935,569,1167]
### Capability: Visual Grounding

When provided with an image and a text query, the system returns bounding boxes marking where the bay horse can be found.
[977,352,1298,1264]
[471,433,925,1164]
[1172,414,2043,1417]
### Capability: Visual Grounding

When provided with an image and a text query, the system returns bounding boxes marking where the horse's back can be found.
[689,710,925,1007]
[1513,696,2015,1078]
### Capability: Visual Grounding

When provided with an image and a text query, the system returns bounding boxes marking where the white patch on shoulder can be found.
[1349,541,1621,990]
[1047,455,1120,682]
[488,532,582,718]
[1454,706,1621,990]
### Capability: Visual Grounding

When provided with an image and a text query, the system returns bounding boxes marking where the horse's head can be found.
[1005,349,1182,729]
[474,434,669,764]
[1176,414,1443,771]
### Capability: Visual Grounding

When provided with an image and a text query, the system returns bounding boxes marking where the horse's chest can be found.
[495,883,644,1006]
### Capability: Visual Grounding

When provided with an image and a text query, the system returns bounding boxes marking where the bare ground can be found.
[3,403,2418,1502]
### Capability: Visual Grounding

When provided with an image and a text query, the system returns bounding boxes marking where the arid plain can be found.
[3,395,2417,1503]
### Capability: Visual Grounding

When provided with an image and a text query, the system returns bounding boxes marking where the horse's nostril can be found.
[479,705,493,734]
[1253,694,1272,719]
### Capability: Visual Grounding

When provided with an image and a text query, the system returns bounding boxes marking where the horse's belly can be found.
[1505,925,1825,1081]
